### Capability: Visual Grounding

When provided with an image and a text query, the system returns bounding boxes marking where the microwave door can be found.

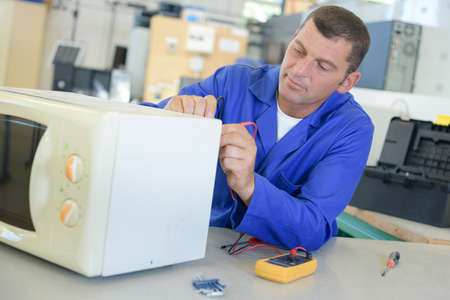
[0,114,47,232]
[0,116,10,182]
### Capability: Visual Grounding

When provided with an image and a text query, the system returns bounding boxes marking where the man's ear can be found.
[337,71,361,93]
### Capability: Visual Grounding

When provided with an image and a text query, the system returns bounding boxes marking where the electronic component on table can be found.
[192,278,226,297]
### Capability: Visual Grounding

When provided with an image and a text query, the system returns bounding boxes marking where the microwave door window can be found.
[0,114,47,232]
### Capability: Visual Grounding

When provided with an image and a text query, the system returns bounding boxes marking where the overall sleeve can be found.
[231,119,374,250]
[140,66,229,110]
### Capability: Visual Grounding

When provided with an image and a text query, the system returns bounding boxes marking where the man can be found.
[142,6,373,250]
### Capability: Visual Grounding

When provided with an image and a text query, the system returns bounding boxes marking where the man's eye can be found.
[294,48,303,55]
[318,64,329,71]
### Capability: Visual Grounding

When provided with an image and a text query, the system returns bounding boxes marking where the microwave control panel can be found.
[60,153,85,227]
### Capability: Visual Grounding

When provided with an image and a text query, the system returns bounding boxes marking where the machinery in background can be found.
[52,42,112,99]
[52,41,130,102]
[245,19,266,64]
[51,2,183,102]
[356,21,421,93]
[356,20,450,98]
[53,66,110,98]
[261,12,303,65]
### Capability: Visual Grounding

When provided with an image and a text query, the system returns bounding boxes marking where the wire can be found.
[229,233,245,254]
[290,246,308,256]
[221,233,283,256]
[239,121,258,138]
[232,244,283,256]
[221,233,312,260]
[217,96,224,120]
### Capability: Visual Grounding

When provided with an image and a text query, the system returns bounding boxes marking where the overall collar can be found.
[249,65,280,106]
[248,66,279,155]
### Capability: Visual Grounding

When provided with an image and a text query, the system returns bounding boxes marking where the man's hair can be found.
[301,5,370,75]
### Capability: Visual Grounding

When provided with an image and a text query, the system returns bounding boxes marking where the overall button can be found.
[66,155,83,183]
[60,199,80,227]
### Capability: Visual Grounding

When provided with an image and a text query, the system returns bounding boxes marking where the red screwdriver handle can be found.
[387,251,400,268]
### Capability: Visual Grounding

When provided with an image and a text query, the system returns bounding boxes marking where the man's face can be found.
[278,19,359,117]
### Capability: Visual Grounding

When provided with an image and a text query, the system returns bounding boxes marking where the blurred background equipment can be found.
[110,69,131,102]
[355,21,421,93]
[261,12,302,65]
[355,20,450,98]
[52,41,113,99]
[143,15,248,102]
[181,5,206,23]
[0,0,47,89]
[126,7,153,101]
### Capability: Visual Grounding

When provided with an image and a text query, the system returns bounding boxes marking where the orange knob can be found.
[66,155,83,183]
[60,199,79,227]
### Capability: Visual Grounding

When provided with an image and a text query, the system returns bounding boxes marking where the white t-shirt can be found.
[277,100,303,142]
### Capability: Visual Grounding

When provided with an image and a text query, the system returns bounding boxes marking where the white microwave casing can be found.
[0,88,221,277]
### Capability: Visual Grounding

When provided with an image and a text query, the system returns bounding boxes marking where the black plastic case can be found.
[350,118,450,227]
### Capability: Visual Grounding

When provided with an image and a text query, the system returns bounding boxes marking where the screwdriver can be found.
[381,251,400,277]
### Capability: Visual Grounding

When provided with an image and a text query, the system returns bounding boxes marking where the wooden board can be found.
[345,205,450,246]
[143,16,248,102]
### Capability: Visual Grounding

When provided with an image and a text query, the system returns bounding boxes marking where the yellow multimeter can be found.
[254,250,317,283]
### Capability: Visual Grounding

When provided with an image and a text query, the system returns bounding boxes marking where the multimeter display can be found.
[267,255,311,267]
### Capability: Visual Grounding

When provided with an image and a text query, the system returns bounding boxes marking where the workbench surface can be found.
[1,227,449,299]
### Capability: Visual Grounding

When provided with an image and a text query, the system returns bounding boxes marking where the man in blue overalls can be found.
[142,6,373,250]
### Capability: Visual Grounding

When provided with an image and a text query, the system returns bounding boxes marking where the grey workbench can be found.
[1,227,449,299]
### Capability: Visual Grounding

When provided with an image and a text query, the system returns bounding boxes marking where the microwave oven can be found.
[0,87,221,277]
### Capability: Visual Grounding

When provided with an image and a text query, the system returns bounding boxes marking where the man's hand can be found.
[164,95,217,118]
[219,124,257,205]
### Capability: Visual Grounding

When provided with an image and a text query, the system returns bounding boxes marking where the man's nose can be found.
[292,58,314,77]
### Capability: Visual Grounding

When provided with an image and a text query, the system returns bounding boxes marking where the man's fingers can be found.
[181,96,196,114]
[166,96,183,112]
[222,124,255,138]
[220,124,256,150]
[204,95,217,118]
[165,95,217,118]
[220,157,242,174]
[220,145,248,160]
[220,132,252,150]
[193,96,206,116]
